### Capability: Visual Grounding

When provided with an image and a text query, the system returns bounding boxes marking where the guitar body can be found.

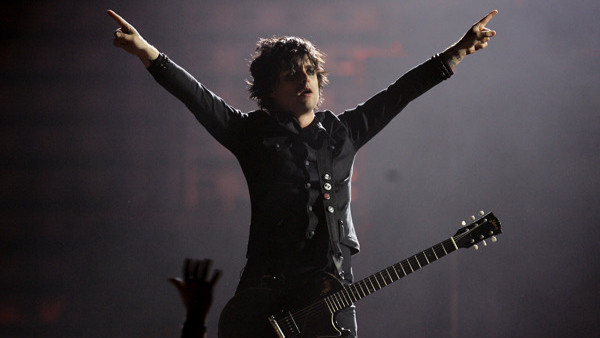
[218,273,347,338]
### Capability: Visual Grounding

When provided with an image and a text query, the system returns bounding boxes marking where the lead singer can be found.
[108,9,497,337]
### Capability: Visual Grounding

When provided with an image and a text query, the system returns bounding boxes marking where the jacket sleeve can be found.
[338,54,453,150]
[147,53,246,151]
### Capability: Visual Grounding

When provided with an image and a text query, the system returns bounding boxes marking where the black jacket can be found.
[148,53,452,268]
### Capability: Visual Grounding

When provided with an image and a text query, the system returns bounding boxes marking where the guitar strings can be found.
[277,237,463,333]
[278,222,498,334]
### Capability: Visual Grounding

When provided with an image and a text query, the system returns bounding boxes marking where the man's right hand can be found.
[107,9,160,67]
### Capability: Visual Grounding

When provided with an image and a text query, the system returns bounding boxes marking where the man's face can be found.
[270,55,320,119]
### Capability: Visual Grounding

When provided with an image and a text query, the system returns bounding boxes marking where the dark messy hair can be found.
[247,36,329,111]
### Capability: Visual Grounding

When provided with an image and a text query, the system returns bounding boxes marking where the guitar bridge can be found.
[269,315,285,338]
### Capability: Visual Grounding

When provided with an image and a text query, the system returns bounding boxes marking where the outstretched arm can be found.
[442,10,498,70]
[107,9,160,68]
[339,10,499,149]
[107,9,246,152]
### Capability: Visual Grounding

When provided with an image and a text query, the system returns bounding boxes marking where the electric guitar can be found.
[218,211,502,338]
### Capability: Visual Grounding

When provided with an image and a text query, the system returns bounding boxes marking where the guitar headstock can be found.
[454,211,502,250]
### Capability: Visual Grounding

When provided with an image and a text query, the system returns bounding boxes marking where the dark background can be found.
[2,0,599,337]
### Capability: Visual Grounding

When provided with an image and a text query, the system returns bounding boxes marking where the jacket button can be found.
[306,231,315,239]
[323,183,332,191]
[305,182,311,189]
[323,173,331,180]
[304,160,310,166]
[327,206,335,213]
[323,193,330,200]
[307,205,313,212]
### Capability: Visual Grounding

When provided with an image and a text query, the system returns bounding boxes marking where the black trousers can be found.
[235,245,358,337]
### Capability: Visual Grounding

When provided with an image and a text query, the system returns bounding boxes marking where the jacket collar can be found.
[266,109,324,136]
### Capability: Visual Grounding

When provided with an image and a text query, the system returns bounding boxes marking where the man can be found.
[108,9,497,337]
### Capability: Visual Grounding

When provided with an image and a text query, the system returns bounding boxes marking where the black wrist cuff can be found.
[148,53,170,73]
[432,53,454,79]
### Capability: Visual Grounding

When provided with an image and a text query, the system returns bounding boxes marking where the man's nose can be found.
[297,69,309,83]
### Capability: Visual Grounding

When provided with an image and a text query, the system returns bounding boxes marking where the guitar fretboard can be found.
[323,237,458,313]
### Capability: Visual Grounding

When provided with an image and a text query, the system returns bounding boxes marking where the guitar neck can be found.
[324,237,459,312]
[274,212,499,337]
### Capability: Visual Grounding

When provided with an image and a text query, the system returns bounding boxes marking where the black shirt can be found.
[148,53,453,287]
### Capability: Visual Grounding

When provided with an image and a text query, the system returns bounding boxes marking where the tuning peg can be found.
[491,236,497,243]
[473,244,479,251]
[461,220,467,227]
[470,215,476,221]
[479,210,485,216]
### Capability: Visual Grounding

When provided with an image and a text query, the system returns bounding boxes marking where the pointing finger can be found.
[107,9,132,31]
[478,9,498,28]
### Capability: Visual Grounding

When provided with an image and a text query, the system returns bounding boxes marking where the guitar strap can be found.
[315,133,345,277]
